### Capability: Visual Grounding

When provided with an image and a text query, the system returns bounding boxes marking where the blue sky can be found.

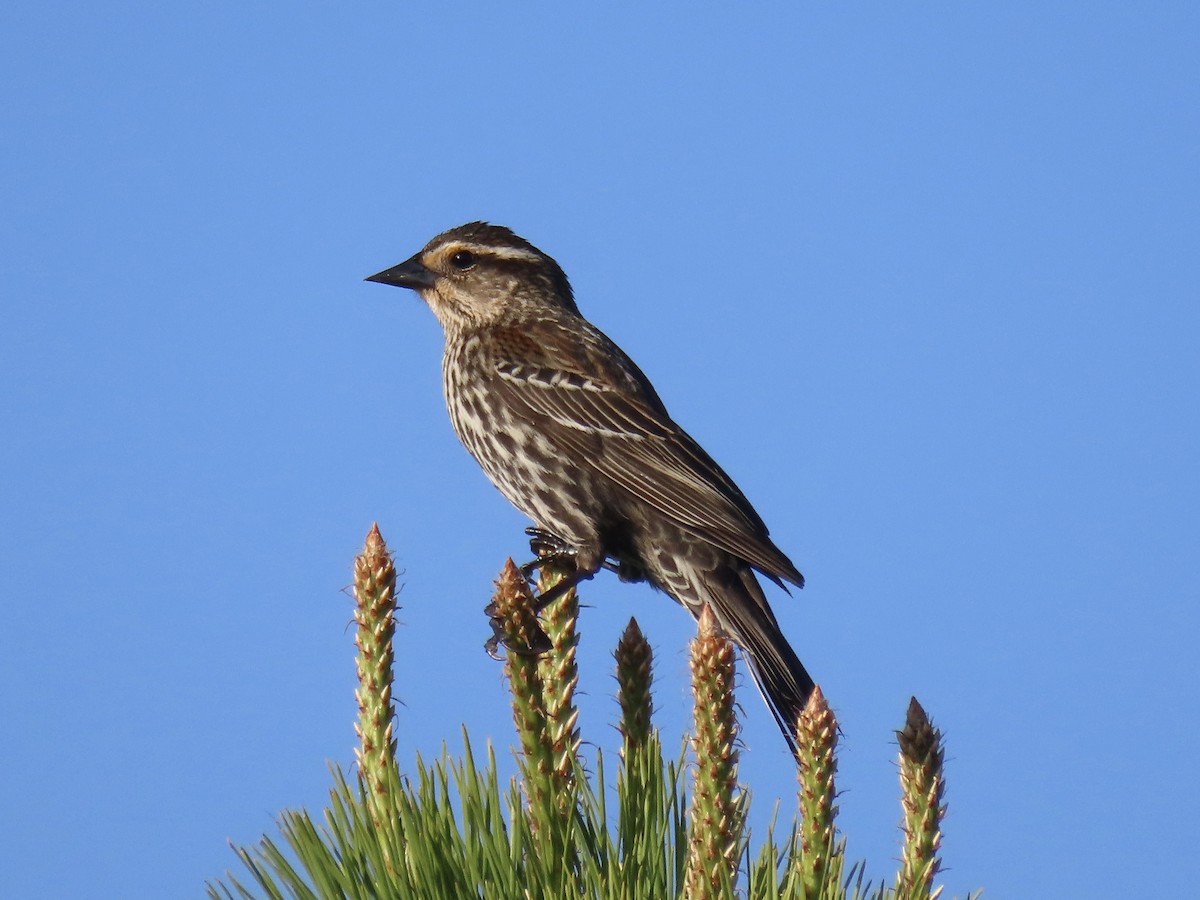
[2,3,1197,896]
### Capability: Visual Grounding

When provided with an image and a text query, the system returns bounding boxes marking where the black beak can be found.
[364,254,436,290]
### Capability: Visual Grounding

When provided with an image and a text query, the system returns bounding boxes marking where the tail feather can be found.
[700,565,815,756]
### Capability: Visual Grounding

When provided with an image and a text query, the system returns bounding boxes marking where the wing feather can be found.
[488,328,803,588]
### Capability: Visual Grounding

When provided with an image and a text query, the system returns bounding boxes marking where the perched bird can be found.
[366,222,815,753]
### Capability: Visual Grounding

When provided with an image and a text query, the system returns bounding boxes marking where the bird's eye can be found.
[449,250,477,271]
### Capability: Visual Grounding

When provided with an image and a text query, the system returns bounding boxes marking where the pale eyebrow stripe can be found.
[445,241,543,264]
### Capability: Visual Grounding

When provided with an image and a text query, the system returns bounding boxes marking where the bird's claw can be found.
[522,526,623,579]
[522,527,576,573]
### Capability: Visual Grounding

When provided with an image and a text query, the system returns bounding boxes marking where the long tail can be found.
[697,565,815,757]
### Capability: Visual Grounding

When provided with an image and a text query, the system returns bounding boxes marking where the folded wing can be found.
[488,325,804,590]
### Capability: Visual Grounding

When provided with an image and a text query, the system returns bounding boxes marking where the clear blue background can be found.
[2,3,1196,897]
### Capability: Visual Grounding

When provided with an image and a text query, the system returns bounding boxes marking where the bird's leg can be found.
[530,569,594,611]
[519,526,613,610]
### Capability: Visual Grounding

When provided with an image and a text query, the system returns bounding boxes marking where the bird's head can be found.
[365,222,579,332]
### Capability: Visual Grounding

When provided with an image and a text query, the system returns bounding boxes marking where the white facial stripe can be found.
[445,242,543,264]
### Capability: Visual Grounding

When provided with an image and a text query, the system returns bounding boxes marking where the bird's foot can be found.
[519,527,609,610]
[521,527,577,573]
[522,526,621,577]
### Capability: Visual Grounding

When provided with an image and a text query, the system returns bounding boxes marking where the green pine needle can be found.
[209,526,980,900]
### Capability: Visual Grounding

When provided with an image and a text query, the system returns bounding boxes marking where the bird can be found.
[366,222,815,754]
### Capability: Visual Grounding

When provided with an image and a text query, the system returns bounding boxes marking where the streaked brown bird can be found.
[366,222,815,753]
